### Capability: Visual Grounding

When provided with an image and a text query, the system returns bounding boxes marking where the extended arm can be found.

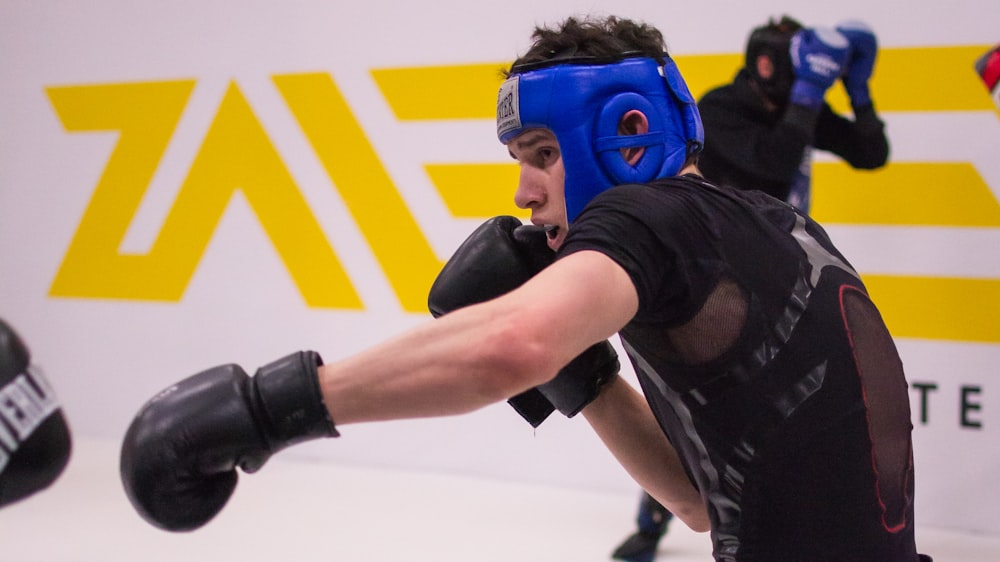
[317,248,707,530]
[320,248,636,425]
[120,247,643,531]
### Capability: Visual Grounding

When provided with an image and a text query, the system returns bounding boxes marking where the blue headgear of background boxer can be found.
[497,55,704,222]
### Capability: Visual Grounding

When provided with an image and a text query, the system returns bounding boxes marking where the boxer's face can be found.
[508,128,568,251]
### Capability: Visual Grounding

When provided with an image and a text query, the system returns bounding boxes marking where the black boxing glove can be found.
[428,215,554,318]
[428,216,619,427]
[539,340,619,418]
[120,351,337,532]
[0,318,72,509]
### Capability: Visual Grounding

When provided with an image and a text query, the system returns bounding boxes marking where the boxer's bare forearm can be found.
[318,301,556,425]
[583,376,709,532]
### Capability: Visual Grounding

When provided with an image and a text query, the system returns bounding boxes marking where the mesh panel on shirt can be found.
[667,278,748,364]
[842,288,913,533]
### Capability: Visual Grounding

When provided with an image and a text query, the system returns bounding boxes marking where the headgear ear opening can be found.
[593,58,703,187]
[594,93,667,184]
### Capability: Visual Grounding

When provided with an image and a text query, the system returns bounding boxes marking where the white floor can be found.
[0,438,995,561]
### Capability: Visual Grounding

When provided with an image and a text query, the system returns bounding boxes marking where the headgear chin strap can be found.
[497,56,704,222]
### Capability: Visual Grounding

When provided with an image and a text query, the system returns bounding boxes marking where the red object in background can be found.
[975,44,1000,92]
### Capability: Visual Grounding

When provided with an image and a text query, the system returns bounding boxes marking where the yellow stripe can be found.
[274,73,443,313]
[811,161,1000,226]
[673,53,743,101]
[371,63,508,120]
[374,45,998,120]
[677,46,998,113]
[863,275,1000,343]
[425,163,526,219]
[428,162,1000,229]
[844,45,997,112]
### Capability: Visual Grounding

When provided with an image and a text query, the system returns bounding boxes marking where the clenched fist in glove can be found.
[789,27,851,110]
[836,20,879,109]
[428,216,619,427]
[120,351,338,531]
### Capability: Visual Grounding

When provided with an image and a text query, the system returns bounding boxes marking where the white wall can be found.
[1,0,998,534]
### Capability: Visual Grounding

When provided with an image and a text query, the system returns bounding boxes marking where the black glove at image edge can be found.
[0,317,72,510]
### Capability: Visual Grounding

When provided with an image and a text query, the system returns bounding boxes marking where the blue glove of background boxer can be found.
[836,20,878,108]
[789,26,851,110]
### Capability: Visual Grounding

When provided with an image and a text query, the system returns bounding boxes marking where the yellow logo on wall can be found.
[46,45,1000,343]
[46,76,444,313]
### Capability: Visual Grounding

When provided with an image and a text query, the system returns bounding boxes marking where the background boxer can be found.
[696,16,889,214]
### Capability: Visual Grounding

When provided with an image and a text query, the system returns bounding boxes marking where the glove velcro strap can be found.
[507,389,556,428]
[253,351,339,450]
[540,341,620,418]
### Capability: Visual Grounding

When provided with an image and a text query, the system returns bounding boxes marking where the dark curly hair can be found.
[506,16,669,76]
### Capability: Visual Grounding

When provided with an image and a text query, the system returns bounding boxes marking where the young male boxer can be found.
[120,15,929,561]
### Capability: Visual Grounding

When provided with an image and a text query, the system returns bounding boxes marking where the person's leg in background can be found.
[611,492,673,562]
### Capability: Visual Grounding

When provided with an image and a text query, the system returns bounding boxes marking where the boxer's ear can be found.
[618,109,649,165]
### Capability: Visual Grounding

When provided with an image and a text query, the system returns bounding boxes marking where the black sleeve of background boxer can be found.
[0,318,72,509]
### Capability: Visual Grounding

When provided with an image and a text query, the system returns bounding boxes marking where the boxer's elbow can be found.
[474,322,558,398]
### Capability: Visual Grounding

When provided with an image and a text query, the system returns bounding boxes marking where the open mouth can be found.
[543,225,559,240]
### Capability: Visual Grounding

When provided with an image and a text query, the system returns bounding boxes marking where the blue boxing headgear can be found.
[497,55,704,222]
